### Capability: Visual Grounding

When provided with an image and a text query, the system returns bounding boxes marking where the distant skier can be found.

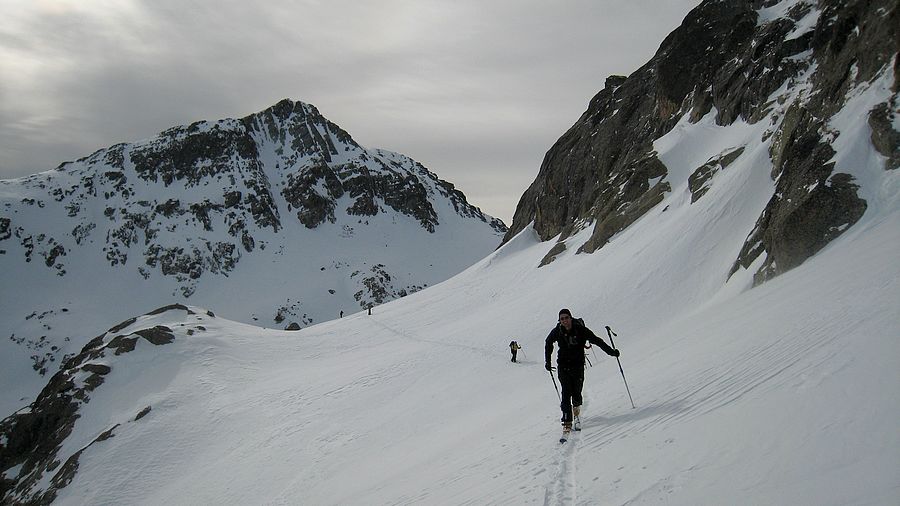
[545,308,619,434]
[509,340,522,362]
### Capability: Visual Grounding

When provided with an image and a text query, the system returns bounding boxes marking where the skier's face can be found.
[559,314,572,331]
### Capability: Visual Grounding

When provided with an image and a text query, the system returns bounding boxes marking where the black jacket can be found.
[545,319,615,370]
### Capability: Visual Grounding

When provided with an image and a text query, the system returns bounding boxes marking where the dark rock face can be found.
[504,0,898,283]
[506,0,761,252]
[727,0,896,282]
[731,104,867,283]
[689,147,745,203]
[869,99,900,170]
[0,306,186,505]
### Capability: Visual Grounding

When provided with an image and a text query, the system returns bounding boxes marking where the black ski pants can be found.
[557,366,584,422]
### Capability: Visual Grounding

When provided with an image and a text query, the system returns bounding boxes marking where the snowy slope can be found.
[14,185,898,505]
[3,62,898,504]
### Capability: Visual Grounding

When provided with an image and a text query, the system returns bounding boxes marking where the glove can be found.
[609,349,620,358]
[545,363,553,371]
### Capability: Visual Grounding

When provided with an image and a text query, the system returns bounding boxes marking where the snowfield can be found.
[38,202,899,505]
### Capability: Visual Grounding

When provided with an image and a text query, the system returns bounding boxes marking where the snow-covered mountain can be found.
[0,99,506,417]
[505,0,897,285]
[2,0,899,504]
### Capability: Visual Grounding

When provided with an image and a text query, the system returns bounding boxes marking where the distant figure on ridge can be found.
[509,340,522,362]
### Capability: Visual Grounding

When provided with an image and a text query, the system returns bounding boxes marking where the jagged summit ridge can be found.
[1,97,505,293]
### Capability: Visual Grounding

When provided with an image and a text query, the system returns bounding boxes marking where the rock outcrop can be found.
[0,306,192,505]
[504,0,897,283]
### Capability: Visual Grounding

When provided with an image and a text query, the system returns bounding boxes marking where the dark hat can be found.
[558,308,572,317]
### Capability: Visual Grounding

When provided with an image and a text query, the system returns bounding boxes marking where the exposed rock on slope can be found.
[504,0,897,283]
[0,305,201,505]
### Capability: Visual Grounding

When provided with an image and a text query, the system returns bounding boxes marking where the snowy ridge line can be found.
[0,304,219,505]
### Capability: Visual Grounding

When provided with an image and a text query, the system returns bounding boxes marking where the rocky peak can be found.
[0,99,506,394]
[504,0,897,284]
[245,98,359,163]
[1,98,504,294]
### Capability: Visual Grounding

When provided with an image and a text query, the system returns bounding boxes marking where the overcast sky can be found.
[0,0,699,224]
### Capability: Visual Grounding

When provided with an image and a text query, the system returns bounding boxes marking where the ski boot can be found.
[560,415,573,443]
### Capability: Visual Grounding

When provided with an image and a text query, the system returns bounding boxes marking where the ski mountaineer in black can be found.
[545,308,619,434]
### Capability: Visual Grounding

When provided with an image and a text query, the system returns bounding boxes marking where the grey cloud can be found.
[0,0,700,223]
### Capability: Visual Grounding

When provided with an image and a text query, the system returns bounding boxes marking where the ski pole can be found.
[548,369,561,401]
[585,342,599,364]
[606,326,635,409]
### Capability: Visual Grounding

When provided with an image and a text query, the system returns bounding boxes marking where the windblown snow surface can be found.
[6,56,900,506]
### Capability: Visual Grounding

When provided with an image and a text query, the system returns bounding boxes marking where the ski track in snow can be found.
[543,431,578,505]
[367,314,495,357]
